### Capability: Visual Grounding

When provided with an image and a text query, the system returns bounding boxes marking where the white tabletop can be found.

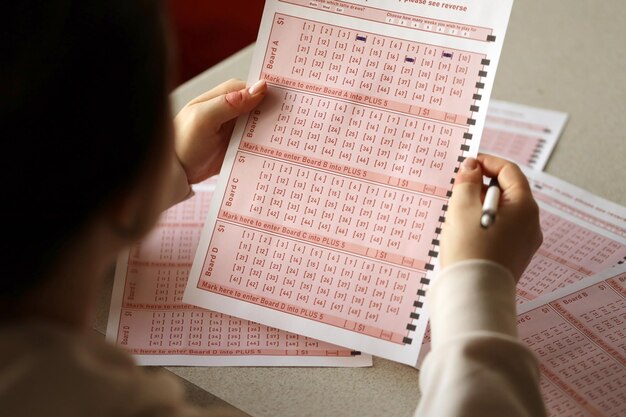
[97,1,626,416]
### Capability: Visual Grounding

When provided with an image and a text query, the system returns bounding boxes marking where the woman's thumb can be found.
[201,80,267,127]
[449,157,484,207]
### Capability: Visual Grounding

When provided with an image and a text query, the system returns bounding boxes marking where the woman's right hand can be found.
[440,154,543,281]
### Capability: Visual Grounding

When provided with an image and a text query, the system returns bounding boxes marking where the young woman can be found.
[1,1,545,416]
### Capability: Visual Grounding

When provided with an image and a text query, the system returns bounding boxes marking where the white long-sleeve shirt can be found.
[0,261,546,416]
[415,260,546,417]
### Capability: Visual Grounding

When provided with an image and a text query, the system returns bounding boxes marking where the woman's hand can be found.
[174,79,267,183]
[440,154,543,281]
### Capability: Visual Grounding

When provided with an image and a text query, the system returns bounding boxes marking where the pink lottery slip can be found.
[106,182,371,367]
[185,0,515,365]
[517,265,626,417]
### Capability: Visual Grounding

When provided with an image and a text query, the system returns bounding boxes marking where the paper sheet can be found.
[184,0,515,365]
[106,180,371,367]
[519,167,626,302]
[517,263,626,417]
[419,168,626,363]
[479,100,568,170]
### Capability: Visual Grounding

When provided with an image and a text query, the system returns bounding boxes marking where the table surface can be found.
[96,1,626,416]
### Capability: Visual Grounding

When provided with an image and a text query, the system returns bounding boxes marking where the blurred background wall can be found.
[168,0,266,86]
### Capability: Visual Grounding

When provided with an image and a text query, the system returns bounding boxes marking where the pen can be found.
[480,177,501,229]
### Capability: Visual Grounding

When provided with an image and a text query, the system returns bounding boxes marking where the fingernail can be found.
[462,157,478,170]
[225,91,243,106]
[248,80,266,96]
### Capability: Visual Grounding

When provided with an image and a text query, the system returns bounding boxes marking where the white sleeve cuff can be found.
[428,260,518,349]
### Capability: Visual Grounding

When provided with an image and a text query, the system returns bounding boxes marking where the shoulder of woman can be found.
[0,321,213,417]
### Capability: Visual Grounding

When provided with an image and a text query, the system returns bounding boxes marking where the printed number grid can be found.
[517,210,626,302]
[117,189,356,356]
[242,88,468,195]
[532,186,626,240]
[203,147,438,343]
[280,0,495,42]
[538,376,593,417]
[479,128,544,168]
[220,154,443,267]
[519,276,626,417]
[263,14,487,125]
[196,12,493,345]
[129,189,212,266]
[200,220,426,342]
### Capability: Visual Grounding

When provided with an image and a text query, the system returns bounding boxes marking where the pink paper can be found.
[517,264,626,417]
[106,181,371,366]
[418,168,626,365]
[479,100,568,170]
[185,0,515,365]
[518,169,626,302]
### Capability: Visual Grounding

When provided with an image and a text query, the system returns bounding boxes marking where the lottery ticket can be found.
[185,0,515,365]
[480,100,568,170]
[106,180,372,367]
[519,167,626,302]
[419,168,626,364]
[517,263,626,417]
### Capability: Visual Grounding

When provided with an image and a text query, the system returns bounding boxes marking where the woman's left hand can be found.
[174,78,267,183]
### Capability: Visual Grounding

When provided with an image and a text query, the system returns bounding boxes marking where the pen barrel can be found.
[482,186,501,214]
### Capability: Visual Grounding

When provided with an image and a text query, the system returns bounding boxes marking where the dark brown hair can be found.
[1,1,168,297]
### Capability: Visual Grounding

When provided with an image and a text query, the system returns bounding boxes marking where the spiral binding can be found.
[402,54,492,345]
